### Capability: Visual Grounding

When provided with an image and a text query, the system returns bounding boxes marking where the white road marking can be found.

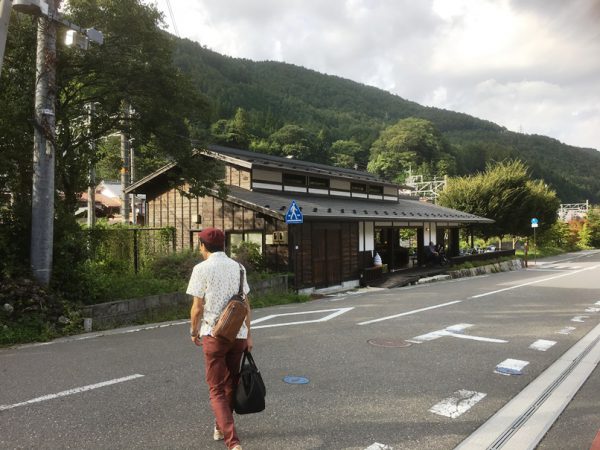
[471,264,600,299]
[495,359,529,376]
[357,300,462,326]
[529,339,557,351]
[0,374,144,411]
[364,443,393,450]
[407,323,508,344]
[571,316,589,322]
[456,322,600,450]
[596,301,600,306]
[585,307,600,313]
[556,326,576,335]
[250,307,354,329]
[429,390,487,419]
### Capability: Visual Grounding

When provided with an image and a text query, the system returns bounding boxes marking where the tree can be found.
[210,107,251,148]
[367,117,455,183]
[0,0,222,282]
[268,124,325,162]
[586,206,600,248]
[438,160,559,239]
[330,140,363,169]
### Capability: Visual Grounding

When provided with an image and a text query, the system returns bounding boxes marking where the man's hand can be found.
[191,335,202,346]
[246,335,253,352]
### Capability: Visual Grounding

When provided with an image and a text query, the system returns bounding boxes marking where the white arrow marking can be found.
[529,339,556,351]
[0,374,144,411]
[429,390,487,419]
[407,324,507,344]
[251,307,354,329]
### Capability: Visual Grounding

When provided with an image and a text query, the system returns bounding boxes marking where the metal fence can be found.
[87,227,176,274]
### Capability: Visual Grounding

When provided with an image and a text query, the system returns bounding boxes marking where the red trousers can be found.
[202,336,247,449]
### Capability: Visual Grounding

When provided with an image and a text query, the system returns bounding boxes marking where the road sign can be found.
[285,200,303,224]
[531,218,539,228]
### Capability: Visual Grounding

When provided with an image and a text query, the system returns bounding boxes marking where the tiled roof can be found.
[225,186,493,224]
[204,145,388,184]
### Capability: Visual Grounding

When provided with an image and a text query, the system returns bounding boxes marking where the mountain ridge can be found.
[173,37,600,203]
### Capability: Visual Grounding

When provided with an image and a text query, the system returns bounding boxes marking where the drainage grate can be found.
[367,338,412,348]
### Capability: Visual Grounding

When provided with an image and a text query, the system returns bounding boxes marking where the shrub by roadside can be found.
[0,278,80,345]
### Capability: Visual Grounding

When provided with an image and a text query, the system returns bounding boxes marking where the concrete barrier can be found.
[447,259,524,280]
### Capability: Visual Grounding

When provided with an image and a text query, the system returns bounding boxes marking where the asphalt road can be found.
[1,250,600,450]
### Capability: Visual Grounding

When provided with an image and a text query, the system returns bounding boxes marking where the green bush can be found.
[232,241,266,273]
[149,250,202,280]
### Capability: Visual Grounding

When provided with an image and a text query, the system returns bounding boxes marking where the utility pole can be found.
[86,102,96,227]
[0,0,11,78]
[130,144,136,224]
[120,103,130,223]
[11,0,103,285]
[30,0,58,285]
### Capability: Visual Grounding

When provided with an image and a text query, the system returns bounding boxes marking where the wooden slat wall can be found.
[300,222,313,287]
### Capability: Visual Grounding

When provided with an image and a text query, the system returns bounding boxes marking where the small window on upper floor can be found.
[283,173,307,187]
[368,185,383,195]
[351,182,367,193]
[309,177,329,189]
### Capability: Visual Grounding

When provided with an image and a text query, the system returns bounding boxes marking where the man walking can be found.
[187,227,252,450]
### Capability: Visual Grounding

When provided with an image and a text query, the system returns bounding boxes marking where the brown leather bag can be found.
[212,265,248,343]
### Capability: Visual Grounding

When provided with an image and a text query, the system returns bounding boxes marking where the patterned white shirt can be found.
[186,252,250,338]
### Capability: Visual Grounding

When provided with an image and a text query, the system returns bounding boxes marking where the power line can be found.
[165,0,180,37]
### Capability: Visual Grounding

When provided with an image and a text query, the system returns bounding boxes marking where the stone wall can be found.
[81,274,289,330]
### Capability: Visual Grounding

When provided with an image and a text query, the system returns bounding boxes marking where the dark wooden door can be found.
[312,224,342,287]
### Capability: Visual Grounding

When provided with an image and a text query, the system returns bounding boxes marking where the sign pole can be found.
[533,227,536,267]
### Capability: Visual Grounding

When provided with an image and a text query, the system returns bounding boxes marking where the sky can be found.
[151,0,600,151]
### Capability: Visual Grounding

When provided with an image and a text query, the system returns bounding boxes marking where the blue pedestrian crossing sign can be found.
[531,218,539,228]
[285,200,303,224]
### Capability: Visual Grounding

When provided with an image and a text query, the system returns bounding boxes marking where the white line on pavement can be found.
[470,264,600,299]
[364,443,393,450]
[495,359,529,376]
[429,389,487,419]
[251,307,354,329]
[456,322,600,450]
[556,326,576,335]
[357,300,462,325]
[571,316,589,322]
[529,340,556,351]
[0,374,145,411]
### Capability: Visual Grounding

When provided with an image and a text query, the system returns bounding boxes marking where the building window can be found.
[228,231,264,255]
[309,177,329,189]
[351,182,367,193]
[283,173,307,187]
[368,185,383,195]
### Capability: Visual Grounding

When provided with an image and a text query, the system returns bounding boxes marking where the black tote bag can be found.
[234,351,266,414]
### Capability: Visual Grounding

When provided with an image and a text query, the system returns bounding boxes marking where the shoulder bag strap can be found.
[238,263,244,297]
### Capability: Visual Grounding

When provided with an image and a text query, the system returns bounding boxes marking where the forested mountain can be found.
[173,37,600,203]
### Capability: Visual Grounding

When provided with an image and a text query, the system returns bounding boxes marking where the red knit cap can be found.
[198,227,225,248]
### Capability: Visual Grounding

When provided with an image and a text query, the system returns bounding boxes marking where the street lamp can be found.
[8,0,104,285]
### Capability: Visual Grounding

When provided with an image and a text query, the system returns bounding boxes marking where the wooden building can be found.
[126,145,492,292]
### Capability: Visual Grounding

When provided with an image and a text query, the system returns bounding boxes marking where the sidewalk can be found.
[367,265,449,289]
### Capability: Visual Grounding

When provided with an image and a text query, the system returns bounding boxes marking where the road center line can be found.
[357,300,462,325]
[470,264,600,299]
[0,374,145,411]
